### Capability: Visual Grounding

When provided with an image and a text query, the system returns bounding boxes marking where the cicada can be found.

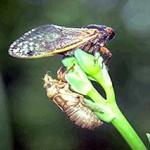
[43,72,102,129]
[8,24,115,59]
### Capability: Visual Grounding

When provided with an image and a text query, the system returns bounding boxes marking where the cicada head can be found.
[86,24,115,46]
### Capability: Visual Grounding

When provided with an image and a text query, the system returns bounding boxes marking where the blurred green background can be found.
[0,0,150,149]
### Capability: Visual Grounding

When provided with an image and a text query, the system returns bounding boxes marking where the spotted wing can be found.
[8,24,98,58]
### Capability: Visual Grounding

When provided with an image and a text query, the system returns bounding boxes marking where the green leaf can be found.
[62,57,93,95]
[74,49,102,75]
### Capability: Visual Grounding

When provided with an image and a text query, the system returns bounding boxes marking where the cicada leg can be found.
[100,46,112,64]
[57,67,66,82]
[57,65,75,82]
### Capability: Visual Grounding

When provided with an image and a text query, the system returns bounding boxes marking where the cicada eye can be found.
[105,27,115,41]
[108,30,115,41]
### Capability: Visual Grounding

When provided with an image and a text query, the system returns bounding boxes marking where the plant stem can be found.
[87,85,147,149]
[95,71,147,149]
[111,104,147,150]
[87,87,106,104]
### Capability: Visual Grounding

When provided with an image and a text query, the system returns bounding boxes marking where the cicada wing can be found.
[9,24,98,58]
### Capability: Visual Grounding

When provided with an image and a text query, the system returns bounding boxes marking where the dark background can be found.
[0,0,150,150]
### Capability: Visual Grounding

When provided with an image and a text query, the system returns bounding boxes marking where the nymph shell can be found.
[44,73,102,129]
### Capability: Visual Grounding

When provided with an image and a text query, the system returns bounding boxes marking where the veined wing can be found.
[9,24,99,58]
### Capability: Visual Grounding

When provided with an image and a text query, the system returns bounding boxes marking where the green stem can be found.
[111,105,147,150]
[87,87,106,104]
[87,87,147,149]
[94,71,147,149]
[94,72,116,103]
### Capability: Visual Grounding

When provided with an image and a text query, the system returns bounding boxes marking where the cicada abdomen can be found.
[44,73,102,129]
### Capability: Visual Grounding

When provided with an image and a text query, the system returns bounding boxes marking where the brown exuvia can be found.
[43,70,103,129]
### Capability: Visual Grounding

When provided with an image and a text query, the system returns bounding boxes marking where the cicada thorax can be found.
[43,73,102,129]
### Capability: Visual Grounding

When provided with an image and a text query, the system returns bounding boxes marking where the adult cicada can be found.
[8,24,115,59]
